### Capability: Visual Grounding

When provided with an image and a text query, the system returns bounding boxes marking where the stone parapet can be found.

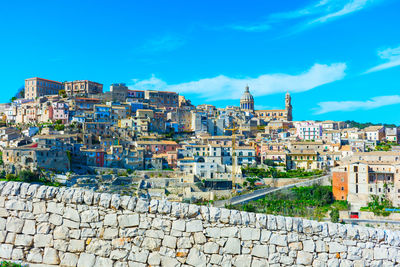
[0,181,398,266]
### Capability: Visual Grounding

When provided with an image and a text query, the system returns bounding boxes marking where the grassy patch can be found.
[227,185,348,221]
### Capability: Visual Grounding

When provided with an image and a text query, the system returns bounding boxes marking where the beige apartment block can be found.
[64,80,103,96]
[25,77,63,100]
[335,151,400,210]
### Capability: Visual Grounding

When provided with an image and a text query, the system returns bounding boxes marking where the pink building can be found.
[50,102,69,124]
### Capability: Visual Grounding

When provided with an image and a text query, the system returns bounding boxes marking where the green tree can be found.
[330,208,340,223]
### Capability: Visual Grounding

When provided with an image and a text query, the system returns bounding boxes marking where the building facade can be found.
[64,80,103,96]
[25,77,63,100]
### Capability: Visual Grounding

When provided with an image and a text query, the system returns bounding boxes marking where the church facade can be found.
[240,86,292,121]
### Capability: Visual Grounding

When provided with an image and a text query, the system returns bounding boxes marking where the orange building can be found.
[332,165,348,201]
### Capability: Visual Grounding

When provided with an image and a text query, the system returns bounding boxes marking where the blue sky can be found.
[1,0,400,123]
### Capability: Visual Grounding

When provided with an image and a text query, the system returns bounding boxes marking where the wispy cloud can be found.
[364,45,400,74]
[314,95,400,114]
[139,34,186,53]
[229,23,271,32]
[309,0,370,24]
[130,63,347,101]
[230,0,380,33]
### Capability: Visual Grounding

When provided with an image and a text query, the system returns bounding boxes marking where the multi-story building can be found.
[386,127,399,143]
[294,121,323,141]
[64,80,103,96]
[110,83,128,102]
[364,125,385,141]
[144,90,179,108]
[333,151,400,210]
[127,90,145,100]
[25,77,63,100]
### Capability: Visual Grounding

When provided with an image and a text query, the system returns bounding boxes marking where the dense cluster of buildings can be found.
[1,76,400,209]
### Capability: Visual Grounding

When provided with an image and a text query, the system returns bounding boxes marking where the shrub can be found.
[5,173,16,181]
[330,208,340,223]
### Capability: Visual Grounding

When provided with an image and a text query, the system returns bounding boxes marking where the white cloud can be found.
[229,23,271,32]
[130,63,347,101]
[364,45,400,74]
[314,95,400,114]
[139,34,185,53]
[310,0,370,24]
[231,0,379,33]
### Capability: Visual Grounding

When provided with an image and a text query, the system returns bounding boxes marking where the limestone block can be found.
[47,202,64,215]
[104,214,118,227]
[27,247,43,263]
[186,248,207,267]
[205,227,220,239]
[186,220,203,232]
[11,248,23,261]
[81,209,99,223]
[86,239,112,257]
[61,252,79,267]
[103,228,119,240]
[64,207,80,223]
[111,194,121,209]
[99,193,112,208]
[5,199,26,211]
[54,226,70,240]
[157,200,172,214]
[172,220,186,232]
[329,242,347,253]
[204,241,219,254]
[148,252,161,265]
[142,237,161,250]
[269,233,287,247]
[160,256,181,267]
[14,234,33,246]
[68,239,85,252]
[34,234,53,248]
[77,253,96,267]
[233,254,252,267]
[0,244,12,259]
[297,251,313,265]
[251,244,269,258]
[49,213,63,226]
[110,249,128,260]
[43,247,60,265]
[374,247,389,260]
[224,237,241,254]
[303,239,315,252]
[177,237,192,249]
[6,217,24,233]
[162,235,177,249]
[83,191,94,206]
[194,232,206,244]
[118,214,139,228]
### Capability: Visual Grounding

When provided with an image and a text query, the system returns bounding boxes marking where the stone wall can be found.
[0,181,399,267]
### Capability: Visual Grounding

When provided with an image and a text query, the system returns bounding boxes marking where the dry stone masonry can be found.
[0,181,399,266]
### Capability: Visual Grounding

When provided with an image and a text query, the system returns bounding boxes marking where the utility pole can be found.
[226,122,239,194]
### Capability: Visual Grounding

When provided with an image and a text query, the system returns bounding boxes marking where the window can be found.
[341,187,344,191]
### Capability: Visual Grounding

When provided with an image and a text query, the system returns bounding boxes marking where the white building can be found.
[294,121,322,141]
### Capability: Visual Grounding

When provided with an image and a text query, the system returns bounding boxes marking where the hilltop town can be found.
[0,77,399,223]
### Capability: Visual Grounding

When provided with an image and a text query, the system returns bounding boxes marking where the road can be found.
[343,218,400,225]
[214,174,331,208]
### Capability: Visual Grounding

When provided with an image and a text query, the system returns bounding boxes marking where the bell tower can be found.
[285,91,292,121]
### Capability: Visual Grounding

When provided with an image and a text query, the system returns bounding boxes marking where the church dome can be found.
[240,85,254,112]
[240,85,254,102]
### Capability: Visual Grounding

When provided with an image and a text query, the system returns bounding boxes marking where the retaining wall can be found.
[0,181,398,266]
